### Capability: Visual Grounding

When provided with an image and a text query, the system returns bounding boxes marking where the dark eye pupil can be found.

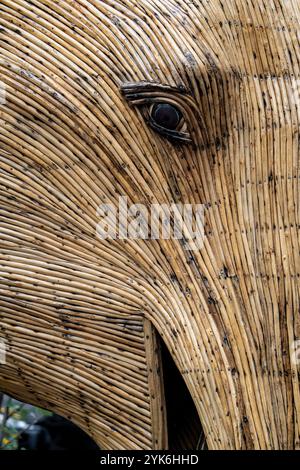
[152,103,182,130]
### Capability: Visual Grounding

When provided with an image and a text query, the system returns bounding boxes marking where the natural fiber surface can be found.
[0,0,300,449]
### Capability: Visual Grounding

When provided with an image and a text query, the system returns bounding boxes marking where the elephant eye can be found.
[150,103,183,131]
[146,102,190,143]
[121,82,192,144]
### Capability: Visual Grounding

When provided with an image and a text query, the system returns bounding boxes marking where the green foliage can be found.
[0,394,52,450]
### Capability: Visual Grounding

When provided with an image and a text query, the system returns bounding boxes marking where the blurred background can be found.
[0,393,98,450]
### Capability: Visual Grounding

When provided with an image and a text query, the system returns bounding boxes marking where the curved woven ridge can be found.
[0,0,300,450]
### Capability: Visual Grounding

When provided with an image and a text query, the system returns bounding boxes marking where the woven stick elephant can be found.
[0,0,300,450]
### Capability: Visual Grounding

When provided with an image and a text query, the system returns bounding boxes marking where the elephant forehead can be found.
[87,0,300,82]
[1,1,298,96]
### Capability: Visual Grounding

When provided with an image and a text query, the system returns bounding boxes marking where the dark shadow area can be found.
[160,341,207,450]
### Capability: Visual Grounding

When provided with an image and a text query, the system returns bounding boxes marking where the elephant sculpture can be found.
[0,0,300,450]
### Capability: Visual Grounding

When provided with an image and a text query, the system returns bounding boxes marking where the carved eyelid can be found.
[120,81,195,144]
[121,81,188,97]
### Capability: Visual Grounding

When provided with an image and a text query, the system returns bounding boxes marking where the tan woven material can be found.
[0,0,300,449]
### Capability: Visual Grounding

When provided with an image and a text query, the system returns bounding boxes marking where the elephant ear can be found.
[0,2,155,450]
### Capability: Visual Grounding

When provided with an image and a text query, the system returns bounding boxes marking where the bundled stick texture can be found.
[0,0,300,449]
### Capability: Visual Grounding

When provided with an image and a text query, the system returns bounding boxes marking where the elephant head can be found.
[0,0,300,450]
